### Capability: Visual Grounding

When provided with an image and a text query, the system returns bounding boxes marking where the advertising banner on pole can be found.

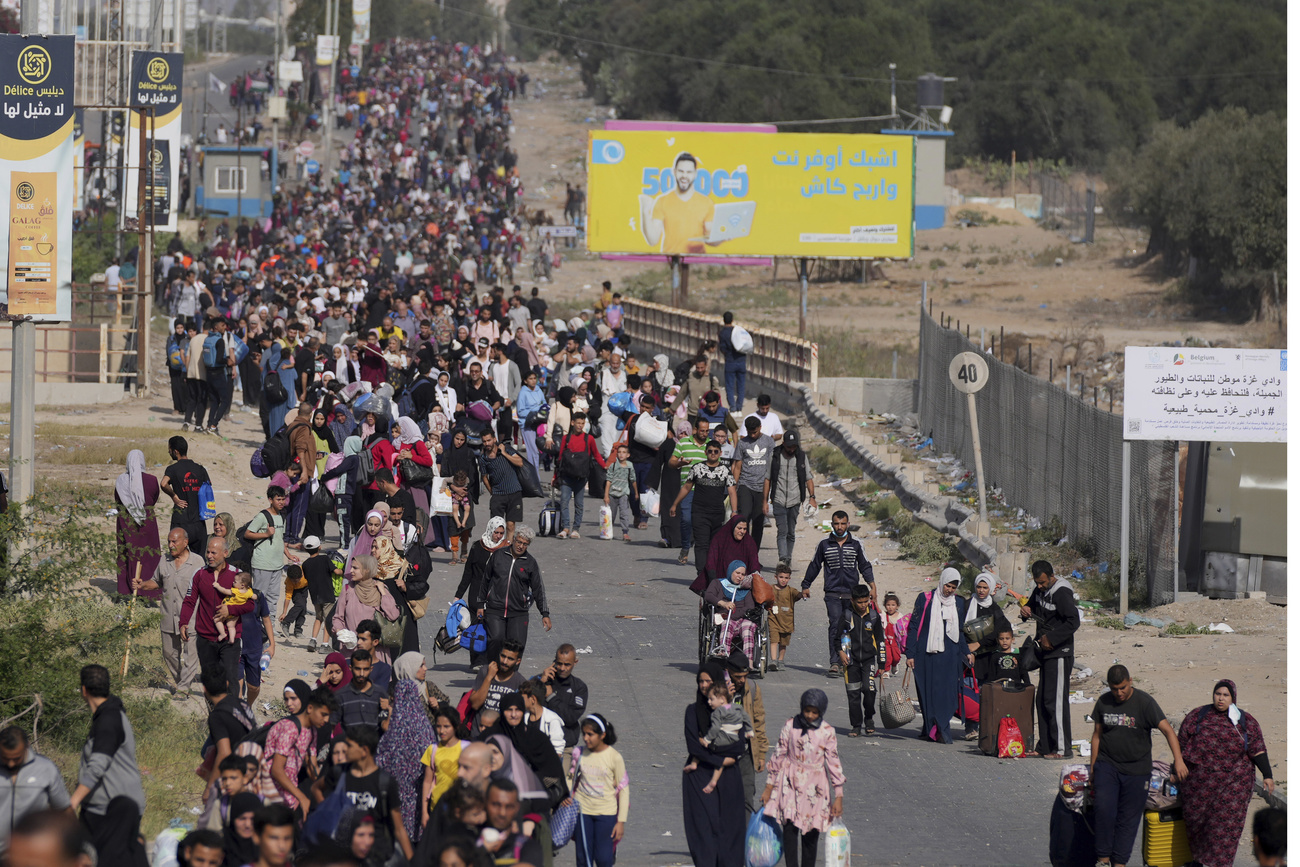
[1123,346,1287,442]
[122,50,183,232]
[0,34,75,322]
[585,130,914,259]
[352,0,371,44]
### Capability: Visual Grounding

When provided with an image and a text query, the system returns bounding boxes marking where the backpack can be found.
[250,448,270,479]
[538,499,559,537]
[201,333,222,368]
[396,388,416,420]
[558,434,592,480]
[263,371,289,407]
[231,334,249,364]
[355,447,376,487]
[260,422,308,476]
[167,337,185,371]
[236,509,276,547]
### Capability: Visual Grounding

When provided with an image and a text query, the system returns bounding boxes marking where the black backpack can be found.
[261,422,308,475]
[236,509,276,547]
[558,434,592,479]
[263,371,289,406]
[239,713,301,750]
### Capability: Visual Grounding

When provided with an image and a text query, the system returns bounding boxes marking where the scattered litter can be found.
[1072,667,1093,681]
[1072,739,1092,757]
[106,508,119,517]
[575,646,593,654]
[662,832,672,837]
[1068,691,1094,705]
[1207,622,1234,633]
[814,663,824,669]
[297,670,310,676]
[618,582,636,586]
[615,615,646,621]
[190,807,202,815]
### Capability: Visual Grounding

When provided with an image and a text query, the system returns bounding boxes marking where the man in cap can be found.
[767,429,815,569]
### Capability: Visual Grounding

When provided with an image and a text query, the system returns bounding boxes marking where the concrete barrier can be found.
[816,377,917,416]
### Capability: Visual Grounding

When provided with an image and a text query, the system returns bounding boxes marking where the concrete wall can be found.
[817,377,917,415]
[0,382,126,405]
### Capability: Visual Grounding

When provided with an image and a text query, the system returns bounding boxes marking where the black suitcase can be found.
[978,680,1036,756]
[1049,794,1096,867]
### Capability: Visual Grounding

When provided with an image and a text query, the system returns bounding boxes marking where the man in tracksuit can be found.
[68,664,147,867]
[478,525,551,651]
[1019,560,1080,758]
[838,584,887,736]
[0,726,70,858]
[802,510,876,677]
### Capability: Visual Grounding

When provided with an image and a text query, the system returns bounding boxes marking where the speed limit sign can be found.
[948,351,989,395]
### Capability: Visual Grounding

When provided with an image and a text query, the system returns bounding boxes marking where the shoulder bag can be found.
[880,667,917,729]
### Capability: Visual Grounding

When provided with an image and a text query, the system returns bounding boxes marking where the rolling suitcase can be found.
[1142,808,1192,867]
[1048,794,1096,867]
[978,680,1036,756]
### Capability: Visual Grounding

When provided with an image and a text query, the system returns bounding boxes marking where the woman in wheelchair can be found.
[704,560,761,659]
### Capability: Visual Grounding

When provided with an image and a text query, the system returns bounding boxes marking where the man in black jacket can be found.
[477,526,551,650]
[1019,560,1081,759]
[802,511,876,677]
[534,644,588,750]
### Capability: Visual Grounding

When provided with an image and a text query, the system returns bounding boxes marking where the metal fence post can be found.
[99,324,109,383]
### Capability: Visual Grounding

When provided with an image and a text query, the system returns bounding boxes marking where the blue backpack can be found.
[230,334,249,364]
[302,768,393,848]
[201,333,221,368]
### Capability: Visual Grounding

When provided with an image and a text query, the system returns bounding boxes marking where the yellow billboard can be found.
[585,130,914,259]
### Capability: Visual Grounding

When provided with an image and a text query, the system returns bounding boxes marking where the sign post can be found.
[949,351,990,525]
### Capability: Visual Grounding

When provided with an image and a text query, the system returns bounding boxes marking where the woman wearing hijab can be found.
[434,370,461,418]
[761,688,845,867]
[392,415,434,489]
[311,409,340,470]
[113,449,163,598]
[651,353,675,399]
[318,652,353,692]
[682,661,746,867]
[333,554,401,662]
[440,428,481,505]
[905,567,970,744]
[484,733,550,806]
[1177,679,1274,867]
[965,572,1013,686]
[377,666,438,844]
[483,692,567,806]
[332,344,352,384]
[650,420,687,551]
[699,515,762,595]
[372,536,424,654]
[359,330,389,389]
[221,791,261,867]
[704,560,761,661]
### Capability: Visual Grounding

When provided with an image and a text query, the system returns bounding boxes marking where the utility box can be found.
[1199,442,1286,600]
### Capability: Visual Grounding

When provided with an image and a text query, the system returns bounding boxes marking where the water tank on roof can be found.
[917,73,944,110]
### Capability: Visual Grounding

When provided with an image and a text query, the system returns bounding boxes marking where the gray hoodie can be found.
[0,748,70,854]
[77,695,145,816]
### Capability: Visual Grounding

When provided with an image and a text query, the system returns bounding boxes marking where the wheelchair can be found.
[697,598,770,677]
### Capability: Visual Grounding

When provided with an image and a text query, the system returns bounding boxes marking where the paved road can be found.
[414,499,1064,867]
[181,53,272,143]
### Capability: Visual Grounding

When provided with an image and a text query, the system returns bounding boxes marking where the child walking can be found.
[838,584,886,737]
[420,706,472,828]
[569,713,629,867]
[762,689,845,867]
[769,564,801,671]
[881,591,903,676]
[448,471,474,565]
[604,443,637,541]
[299,536,335,651]
[686,682,752,793]
[278,563,308,639]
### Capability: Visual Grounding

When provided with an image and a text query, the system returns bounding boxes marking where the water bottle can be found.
[260,653,271,672]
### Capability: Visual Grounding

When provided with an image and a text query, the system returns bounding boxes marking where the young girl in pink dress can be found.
[761,688,845,867]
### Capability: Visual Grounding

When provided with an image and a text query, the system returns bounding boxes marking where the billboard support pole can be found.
[680,262,689,304]
[670,256,680,307]
[10,4,40,507]
[1119,440,1131,616]
[798,258,809,338]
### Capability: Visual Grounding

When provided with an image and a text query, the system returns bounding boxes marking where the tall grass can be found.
[808,328,917,379]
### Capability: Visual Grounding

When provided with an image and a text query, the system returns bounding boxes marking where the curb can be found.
[797,385,998,569]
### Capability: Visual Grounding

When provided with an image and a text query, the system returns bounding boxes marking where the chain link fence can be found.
[1036,172,1095,244]
[917,312,1177,604]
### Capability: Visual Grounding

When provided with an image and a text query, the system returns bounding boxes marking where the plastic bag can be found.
[1059,762,1092,813]
[599,505,614,540]
[997,715,1026,758]
[824,817,851,867]
[639,489,661,516]
[744,810,782,867]
[152,827,186,867]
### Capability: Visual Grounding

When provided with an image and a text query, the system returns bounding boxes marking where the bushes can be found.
[0,486,118,596]
[807,445,861,481]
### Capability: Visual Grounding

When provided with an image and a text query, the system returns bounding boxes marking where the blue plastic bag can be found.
[745,810,782,867]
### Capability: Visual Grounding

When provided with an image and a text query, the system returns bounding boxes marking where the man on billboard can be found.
[640,152,714,255]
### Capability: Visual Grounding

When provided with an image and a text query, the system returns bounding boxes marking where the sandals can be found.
[848,728,861,738]
[677,553,690,565]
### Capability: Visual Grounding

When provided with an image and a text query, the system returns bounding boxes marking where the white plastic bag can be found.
[824,818,851,867]
[633,415,669,448]
[731,325,754,354]
[639,489,661,517]
[152,827,187,867]
[599,505,614,539]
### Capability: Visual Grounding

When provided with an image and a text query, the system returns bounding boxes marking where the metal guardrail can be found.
[0,324,138,384]
[623,298,819,392]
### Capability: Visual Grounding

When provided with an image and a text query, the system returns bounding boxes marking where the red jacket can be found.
[554,432,607,480]
[179,563,255,642]
[392,440,434,487]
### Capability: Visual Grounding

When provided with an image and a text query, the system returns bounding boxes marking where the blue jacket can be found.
[802,533,874,596]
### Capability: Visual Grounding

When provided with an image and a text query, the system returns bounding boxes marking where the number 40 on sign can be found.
[948,351,990,524]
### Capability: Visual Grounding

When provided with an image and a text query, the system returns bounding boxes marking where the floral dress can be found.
[763,718,845,834]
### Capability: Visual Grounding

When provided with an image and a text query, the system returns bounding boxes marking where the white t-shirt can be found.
[528,706,566,757]
[746,410,785,440]
[105,264,121,293]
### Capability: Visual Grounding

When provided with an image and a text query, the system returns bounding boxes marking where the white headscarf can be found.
[480,515,507,548]
[115,449,148,524]
[965,572,996,624]
[926,567,962,653]
[395,416,422,446]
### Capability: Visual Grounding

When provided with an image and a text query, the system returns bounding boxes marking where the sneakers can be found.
[180,423,189,431]
[308,636,318,650]
[277,620,291,641]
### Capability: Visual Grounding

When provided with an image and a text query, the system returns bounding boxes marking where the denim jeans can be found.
[558,474,586,531]
[724,362,747,412]
[773,502,798,562]
[678,490,694,553]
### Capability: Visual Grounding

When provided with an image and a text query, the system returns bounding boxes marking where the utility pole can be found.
[10,0,39,505]
[270,0,282,196]
[320,0,338,184]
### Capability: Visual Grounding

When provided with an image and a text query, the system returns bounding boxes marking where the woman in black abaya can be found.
[682,661,746,867]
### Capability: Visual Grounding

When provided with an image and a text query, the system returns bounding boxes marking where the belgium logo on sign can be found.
[146,56,169,84]
[15,181,35,202]
[17,45,51,85]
